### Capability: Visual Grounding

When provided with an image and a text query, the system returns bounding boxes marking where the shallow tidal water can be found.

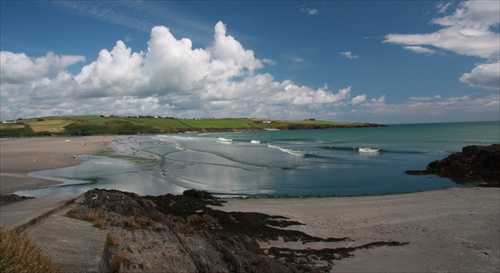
[21,121,499,197]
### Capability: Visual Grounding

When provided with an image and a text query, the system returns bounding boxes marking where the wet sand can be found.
[0,136,114,194]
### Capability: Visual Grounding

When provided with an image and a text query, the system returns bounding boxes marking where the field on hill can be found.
[0,116,384,137]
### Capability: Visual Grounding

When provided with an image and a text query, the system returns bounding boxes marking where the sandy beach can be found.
[0,136,114,194]
[0,136,499,272]
[216,188,500,272]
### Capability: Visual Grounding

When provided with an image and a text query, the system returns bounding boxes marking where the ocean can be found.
[20,121,499,197]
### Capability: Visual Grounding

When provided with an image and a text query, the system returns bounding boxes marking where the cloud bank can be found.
[0,51,85,84]
[1,16,498,123]
[384,0,500,91]
[0,22,365,120]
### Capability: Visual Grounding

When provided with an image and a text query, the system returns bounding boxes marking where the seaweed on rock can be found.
[68,188,407,273]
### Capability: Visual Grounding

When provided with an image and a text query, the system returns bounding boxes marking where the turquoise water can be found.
[20,121,499,197]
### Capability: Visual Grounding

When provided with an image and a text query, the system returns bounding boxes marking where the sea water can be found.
[20,121,499,197]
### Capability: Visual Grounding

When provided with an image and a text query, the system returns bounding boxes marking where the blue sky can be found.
[1,1,499,124]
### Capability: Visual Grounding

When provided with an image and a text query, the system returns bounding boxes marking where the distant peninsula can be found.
[0,115,385,137]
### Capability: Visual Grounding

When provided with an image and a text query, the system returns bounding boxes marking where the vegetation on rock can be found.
[69,188,407,272]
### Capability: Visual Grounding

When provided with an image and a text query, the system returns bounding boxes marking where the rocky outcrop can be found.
[0,194,34,205]
[68,189,407,273]
[407,144,500,187]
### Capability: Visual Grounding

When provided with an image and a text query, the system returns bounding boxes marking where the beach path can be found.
[1,193,108,272]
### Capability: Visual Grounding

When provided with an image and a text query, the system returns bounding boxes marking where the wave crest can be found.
[217,137,233,144]
[357,147,381,154]
[268,144,305,157]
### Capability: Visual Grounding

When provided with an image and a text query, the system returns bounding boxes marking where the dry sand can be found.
[1,137,499,272]
[0,136,114,194]
[217,188,500,272]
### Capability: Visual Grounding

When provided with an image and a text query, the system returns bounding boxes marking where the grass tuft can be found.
[0,227,60,273]
[110,251,131,273]
[106,233,119,248]
[67,208,105,229]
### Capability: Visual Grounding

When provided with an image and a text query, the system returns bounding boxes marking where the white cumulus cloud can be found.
[272,84,352,106]
[74,40,146,97]
[0,51,85,84]
[351,95,366,105]
[460,62,500,90]
[0,21,368,121]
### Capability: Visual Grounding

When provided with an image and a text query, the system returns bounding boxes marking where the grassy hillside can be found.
[0,116,384,137]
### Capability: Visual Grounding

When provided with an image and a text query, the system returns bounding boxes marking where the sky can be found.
[1,0,499,124]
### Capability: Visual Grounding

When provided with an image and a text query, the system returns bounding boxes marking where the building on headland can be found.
[2,120,17,124]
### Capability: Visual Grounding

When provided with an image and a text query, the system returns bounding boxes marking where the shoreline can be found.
[216,187,500,272]
[0,136,115,194]
[1,136,498,271]
[0,134,484,197]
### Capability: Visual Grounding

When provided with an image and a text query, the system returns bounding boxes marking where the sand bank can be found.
[216,187,500,272]
[0,136,114,194]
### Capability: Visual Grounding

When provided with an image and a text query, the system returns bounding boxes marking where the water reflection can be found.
[17,133,459,198]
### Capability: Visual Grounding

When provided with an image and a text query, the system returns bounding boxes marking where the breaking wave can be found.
[267,144,306,157]
[217,137,233,144]
[357,147,381,154]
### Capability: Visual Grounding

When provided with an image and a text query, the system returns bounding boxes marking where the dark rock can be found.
[405,170,432,176]
[407,144,500,187]
[69,188,407,272]
[0,194,34,205]
[183,189,218,201]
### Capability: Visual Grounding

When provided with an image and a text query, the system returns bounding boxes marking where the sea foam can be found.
[268,144,305,157]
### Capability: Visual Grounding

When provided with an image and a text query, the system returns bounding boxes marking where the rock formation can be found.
[67,189,407,272]
[406,144,500,187]
[0,194,34,205]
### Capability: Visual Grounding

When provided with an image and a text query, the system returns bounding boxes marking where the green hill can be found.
[0,116,385,137]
